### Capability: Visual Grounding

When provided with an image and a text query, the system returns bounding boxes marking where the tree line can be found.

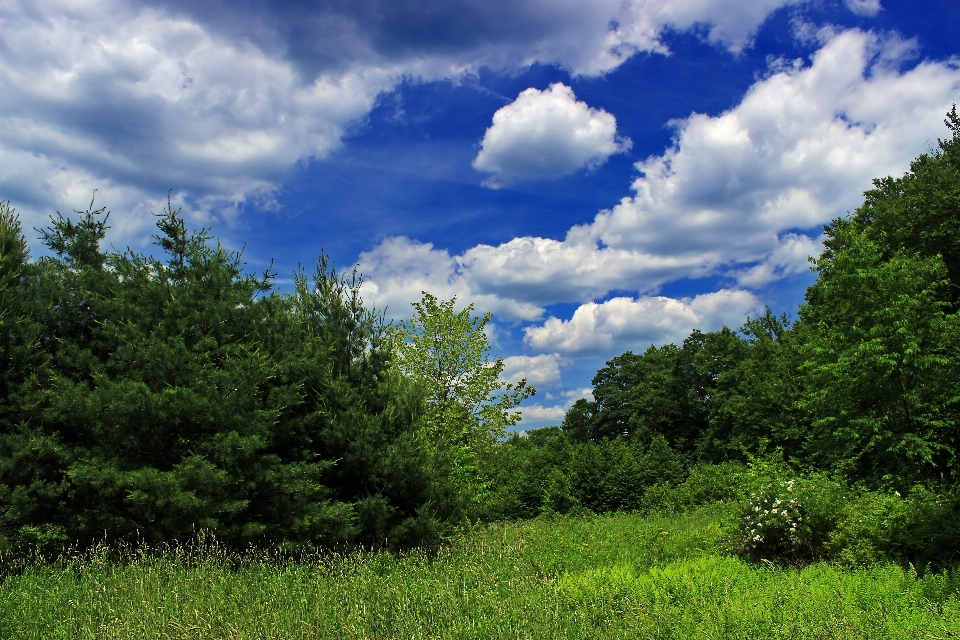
[0,196,530,553]
[1,108,959,555]
[492,107,960,523]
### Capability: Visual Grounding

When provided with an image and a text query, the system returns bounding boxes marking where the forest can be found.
[1,108,960,580]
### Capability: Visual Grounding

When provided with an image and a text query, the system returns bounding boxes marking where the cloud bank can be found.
[523,290,763,356]
[1,0,862,243]
[360,29,960,334]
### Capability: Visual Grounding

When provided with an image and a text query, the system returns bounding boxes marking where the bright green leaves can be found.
[392,292,534,443]
[795,109,960,484]
[392,293,535,518]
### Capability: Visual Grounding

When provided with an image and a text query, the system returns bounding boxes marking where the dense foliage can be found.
[552,108,960,486]
[1,110,959,570]
[0,200,458,552]
[491,110,960,568]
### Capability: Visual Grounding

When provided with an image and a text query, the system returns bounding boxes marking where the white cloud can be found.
[2,0,862,246]
[360,29,960,323]
[733,233,823,288]
[356,236,545,322]
[0,0,394,244]
[514,386,594,427]
[844,0,882,17]
[500,354,563,388]
[523,290,763,356]
[472,83,630,187]
[515,403,567,423]
[563,388,594,402]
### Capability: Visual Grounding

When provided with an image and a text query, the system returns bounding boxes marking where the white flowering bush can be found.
[738,479,804,561]
[735,470,850,564]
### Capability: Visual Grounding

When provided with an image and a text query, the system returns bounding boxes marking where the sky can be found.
[3,0,960,429]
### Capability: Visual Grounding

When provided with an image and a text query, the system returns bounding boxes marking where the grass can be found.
[0,503,958,639]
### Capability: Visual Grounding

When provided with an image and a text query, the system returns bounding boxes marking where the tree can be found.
[702,311,804,463]
[799,220,959,484]
[567,328,747,457]
[0,201,39,419]
[796,108,960,485]
[0,197,454,552]
[392,293,534,443]
[392,293,534,515]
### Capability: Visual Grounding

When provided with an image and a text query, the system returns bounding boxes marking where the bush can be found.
[734,464,848,564]
[826,485,960,571]
[641,461,747,514]
[738,479,804,562]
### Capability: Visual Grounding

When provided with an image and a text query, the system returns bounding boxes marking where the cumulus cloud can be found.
[523,290,762,356]
[1,0,395,243]
[473,84,630,187]
[360,29,960,323]
[515,403,567,423]
[2,0,864,245]
[733,233,823,288]
[149,0,812,77]
[500,354,563,388]
[356,236,545,322]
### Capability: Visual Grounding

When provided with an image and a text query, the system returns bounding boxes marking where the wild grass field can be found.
[1,503,957,639]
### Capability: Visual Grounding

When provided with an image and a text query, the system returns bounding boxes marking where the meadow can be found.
[1,503,957,639]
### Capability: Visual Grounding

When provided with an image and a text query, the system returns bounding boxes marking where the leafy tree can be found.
[392,293,534,444]
[799,222,959,484]
[703,311,804,463]
[797,108,960,484]
[392,293,534,516]
[566,328,748,457]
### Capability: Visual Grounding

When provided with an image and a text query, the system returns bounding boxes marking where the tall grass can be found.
[1,504,957,639]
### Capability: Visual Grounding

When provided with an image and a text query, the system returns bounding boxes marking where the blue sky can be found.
[3,0,959,427]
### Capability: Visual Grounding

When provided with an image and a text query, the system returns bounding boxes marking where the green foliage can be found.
[565,108,960,490]
[485,428,686,519]
[727,458,960,570]
[827,485,960,571]
[393,293,534,442]
[736,476,847,564]
[800,226,959,482]
[0,201,36,413]
[641,461,747,514]
[392,293,534,519]
[798,111,960,485]
[573,335,728,449]
[704,311,804,461]
[0,197,452,552]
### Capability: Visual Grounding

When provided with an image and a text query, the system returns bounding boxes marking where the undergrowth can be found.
[0,503,958,639]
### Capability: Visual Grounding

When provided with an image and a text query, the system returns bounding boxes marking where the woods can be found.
[1,111,960,567]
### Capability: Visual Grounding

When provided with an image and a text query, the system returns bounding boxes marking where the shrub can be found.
[641,461,746,514]
[735,473,847,564]
[737,479,804,562]
[820,484,960,570]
